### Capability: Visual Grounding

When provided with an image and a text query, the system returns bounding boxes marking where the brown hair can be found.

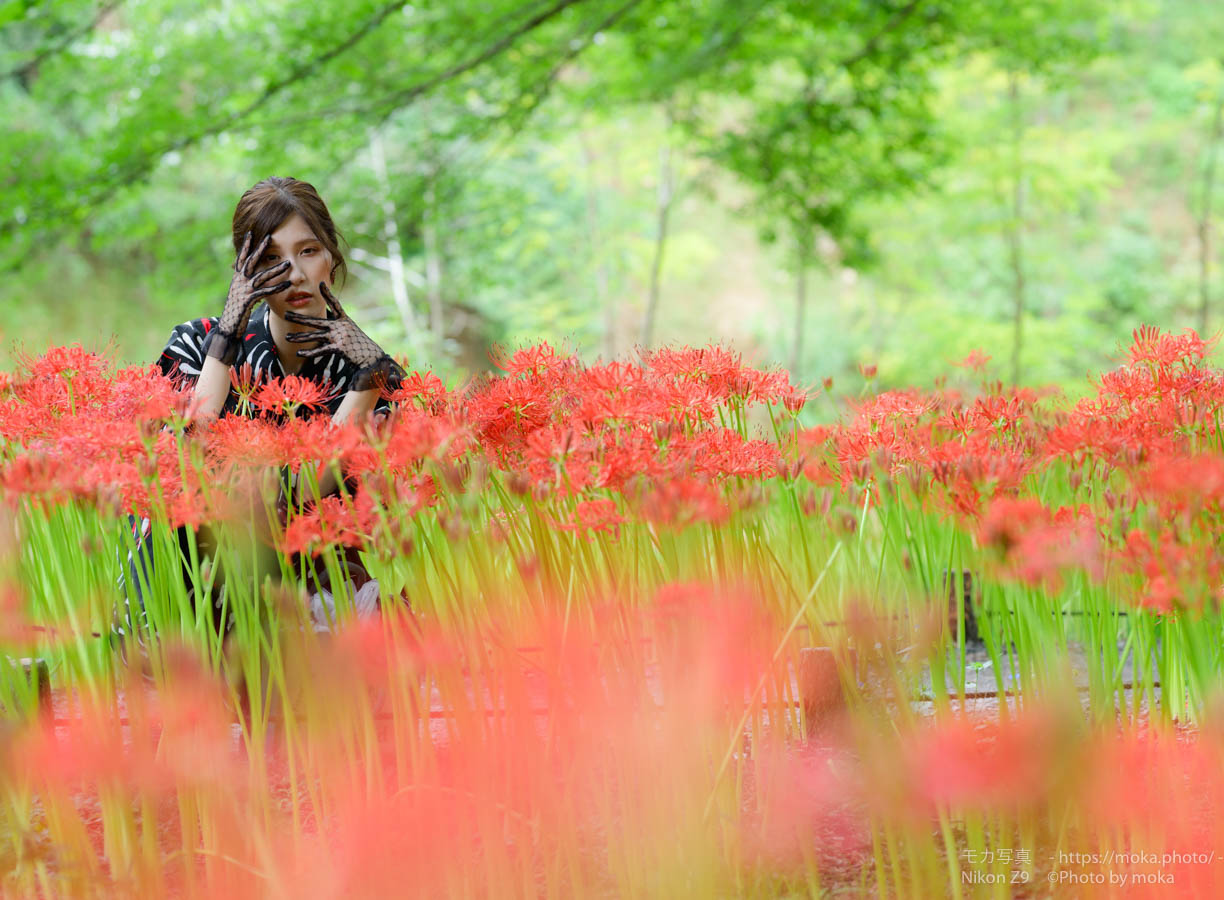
[231,176,347,286]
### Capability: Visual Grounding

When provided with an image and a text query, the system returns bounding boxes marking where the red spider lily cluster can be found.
[801,328,1224,612]
[6,595,1224,896]
[0,342,801,555]
[4,329,1224,611]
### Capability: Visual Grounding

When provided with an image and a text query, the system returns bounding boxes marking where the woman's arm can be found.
[187,356,238,423]
[284,282,404,501]
[306,387,381,500]
[186,232,290,426]
[333,386,381,426]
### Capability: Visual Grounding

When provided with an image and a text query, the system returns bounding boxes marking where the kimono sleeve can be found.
[157,317,217,387]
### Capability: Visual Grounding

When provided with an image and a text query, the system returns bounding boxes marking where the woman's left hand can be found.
[284,283,406,391]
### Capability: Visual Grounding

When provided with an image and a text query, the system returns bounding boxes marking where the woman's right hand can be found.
[218,232,291,337]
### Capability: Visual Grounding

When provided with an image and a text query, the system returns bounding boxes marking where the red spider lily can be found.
[954,349,992,373]
[1079,728,1224,895]
[978,497,1103,590]
[228,361,257,409]
[741,743,871,877]
[1135,452,1224,519]
[575,359,648,399]
[386,369,449,413]
[574,375,664,429]
[685,428,783,479]
[1048,329,1224,472]
[263,595,783,897]
[490,340,579,379]
[522,429,599,495]
[593,428,671,490]
[1115,527,1224,613]
[16,653,238,797]
[111,365,187,424]
[369,470,438,515]
[942,392,1035,437]
[780,384,809,414]
[877,708,1078,818]
[0,356,206,525]
[251,374,332,417]
[207,415,365,475]
[523,423,582,466]
[274,417,365,473]
[205,415,285,471]
[0,416,156,514]
[629,475,730,528]
[1128,325,1216,368]
[344,407,468,479]
[645,344,745,384]
[649,582,782,721]
[14,345,114,412]
[465,374,557,448]
[797,425,833,451]
[643,345,792,408]
[977,497,1048,554]
[575,390,655,430]
[279,488,384,556]
[724,366,792,405]
[550,497,626,537]
[2,361,182,443]
[657,377,721,426]
[792,431,838,491]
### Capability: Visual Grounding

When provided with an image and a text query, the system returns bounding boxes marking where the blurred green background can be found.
[3,0,1223,394]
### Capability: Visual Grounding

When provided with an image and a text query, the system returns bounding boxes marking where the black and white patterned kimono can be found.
[158,302,389,419]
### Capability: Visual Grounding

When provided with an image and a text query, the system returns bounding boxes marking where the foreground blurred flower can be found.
[978,497,1103,590]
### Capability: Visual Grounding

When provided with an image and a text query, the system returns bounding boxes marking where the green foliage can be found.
[1,0,1220,392]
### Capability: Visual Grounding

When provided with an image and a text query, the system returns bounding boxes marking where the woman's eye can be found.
[261,254,278,264]
[302,247,315,255]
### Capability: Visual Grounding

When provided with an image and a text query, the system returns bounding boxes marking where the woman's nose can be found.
[287,255,306,284]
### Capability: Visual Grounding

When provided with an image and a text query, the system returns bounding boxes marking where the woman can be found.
[131,176,403,634]
[159,176,403,422]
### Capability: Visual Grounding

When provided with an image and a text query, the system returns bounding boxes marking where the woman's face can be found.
[256,213,333,325]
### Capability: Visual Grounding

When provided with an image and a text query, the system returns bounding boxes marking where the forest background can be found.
[3,0,1223,400]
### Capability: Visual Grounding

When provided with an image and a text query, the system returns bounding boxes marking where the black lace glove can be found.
[205,232,292,366]
[284,283,405,393]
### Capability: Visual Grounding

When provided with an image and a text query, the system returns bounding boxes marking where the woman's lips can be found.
[287,292,313,308]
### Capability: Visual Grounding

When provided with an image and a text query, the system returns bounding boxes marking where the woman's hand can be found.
[207,232,292,365]
[284,283,405,392]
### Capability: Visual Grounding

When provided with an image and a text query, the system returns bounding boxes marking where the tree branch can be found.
[6,0,589,240]
[3,1,122,87]
[179,0,414,149]
[244,0,605,177]
[840,0,926,71]
[496,0,649,132]
[370,0,589,124]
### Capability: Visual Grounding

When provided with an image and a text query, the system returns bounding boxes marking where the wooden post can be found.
[5,657,50,716]
[797,647,844,738]
[942,570,982,644]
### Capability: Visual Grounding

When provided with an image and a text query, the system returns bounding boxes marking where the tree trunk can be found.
[423,176,445,359]
[1006,71,1026,388]
[791,229,810,379]
[1197,76,1224,336]
[580,131,612,359]
[368,129,417,335]
[642,134,674,349]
